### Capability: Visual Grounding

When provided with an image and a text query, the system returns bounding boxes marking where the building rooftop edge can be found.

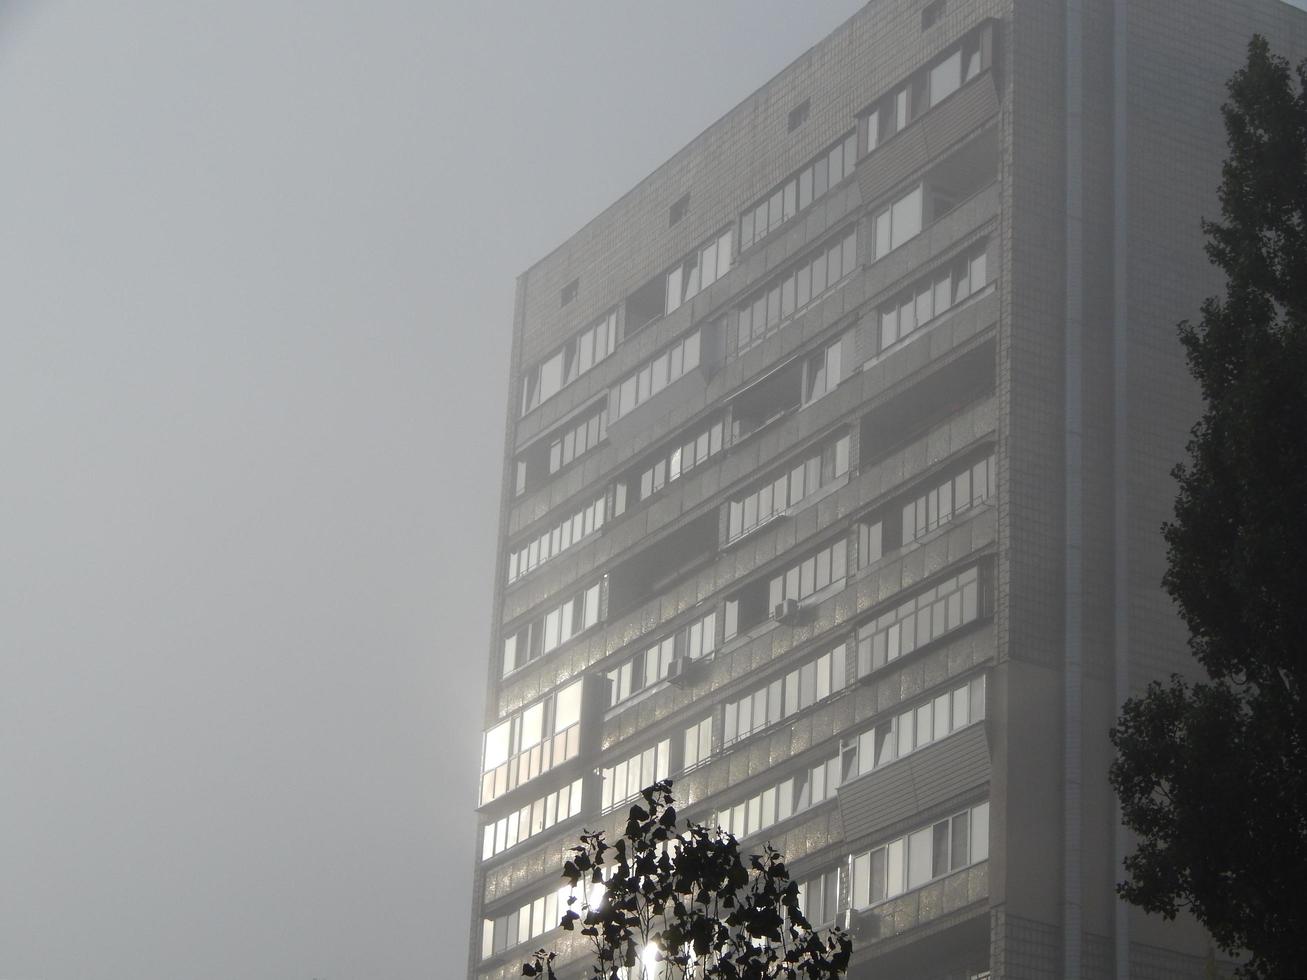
[514,0,877,286]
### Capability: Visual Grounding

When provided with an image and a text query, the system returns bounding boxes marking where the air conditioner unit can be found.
[666,657,697,688]
[772,598,801,624]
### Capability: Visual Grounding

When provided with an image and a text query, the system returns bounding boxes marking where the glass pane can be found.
[971,674,986,721]
[933,820,951,877]
[555,681,583,730]
[953,686,969,728]
[887,839,904,897]
[891,186,922,249]
[934,693,951,740]
[929,50,962,107]
[951,812,970,869]
[701,238,717,286]
[666,266,683,314]
[898,710,914,756]
[916,704,932,746]
[768,190,784,232]
[870,847,887,903]
[881,306,899,348]
[908,828,932,889]
[815,548,831,590]
[916,286,933,326]
[936,275,952,314]
[875,722,895,767]
[875,210,891,258]
[853,852,871,908]
[972,802,990,861]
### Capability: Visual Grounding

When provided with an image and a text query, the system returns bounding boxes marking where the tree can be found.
[1109,35,1307,980]
[522,781,852,980]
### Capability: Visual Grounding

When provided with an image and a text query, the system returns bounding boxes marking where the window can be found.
[727,434,849,542]
[878,242,989,351]
[520,312,616,415]
[521,310,618,416]
[863,106,880,154]
[900,453,995,545]
[482,880,584,959]
[858,519,883,567]
[787,98,811,132]
[506,494,607,584]
[766,537,849,612]
[514,401,610,498]
[854,566,983,677]
[479,680,584,805]
[740,133,857,251]
[600,738,672,811]
[606,610,717,708]
[667,230,732,314]
[844,675,986,781]
[545,405,607,475]
[481,778,583,861]
[722,644,847,745]
[848,802,990,910]
[683,716,713,771]
[669,192,690,226]
[929,49,963,108]
[718,750,841,841]
[872,184,923,261]
[803,337,843,405]
[736,227,856,351]
[796,868,842,928]
[560,279,578,307]
[610,329,701,421]
[859,27,988,160]
[617,418,725,514]
[502,581,602,676]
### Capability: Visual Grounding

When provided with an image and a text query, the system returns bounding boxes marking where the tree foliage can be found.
[522,781,852,980]
[1109,35,1307,980]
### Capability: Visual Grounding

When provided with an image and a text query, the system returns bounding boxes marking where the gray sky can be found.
[0,3,866,978]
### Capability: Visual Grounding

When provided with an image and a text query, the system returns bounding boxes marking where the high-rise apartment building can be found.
[468,2,1307,978]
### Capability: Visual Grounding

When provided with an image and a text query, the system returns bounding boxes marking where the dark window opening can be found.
[858,339,995,466]
[724,576,771,640]
[669,192,690,227]
[561,278,579,307]
[788,99,811,133]
[922,0,945,30]
[625,275,666,336]
[607,512,718,618]
[514,400,607,496]
[729,359,803,442]
[924,127,998,223]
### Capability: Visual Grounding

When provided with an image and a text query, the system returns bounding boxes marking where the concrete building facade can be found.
[468,2,1307,977]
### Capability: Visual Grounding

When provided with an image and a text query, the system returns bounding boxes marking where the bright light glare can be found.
[641,942,661,978]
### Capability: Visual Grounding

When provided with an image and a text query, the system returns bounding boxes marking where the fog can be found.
[0,3,867,979]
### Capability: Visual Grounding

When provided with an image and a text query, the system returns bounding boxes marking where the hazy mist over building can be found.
[472,2,1307,979]
[4,2,1306,980]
